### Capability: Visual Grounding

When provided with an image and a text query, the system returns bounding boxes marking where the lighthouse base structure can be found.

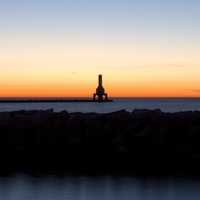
[93,93,109,102]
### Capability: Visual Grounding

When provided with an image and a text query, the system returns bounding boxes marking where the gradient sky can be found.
[1,0,200,97]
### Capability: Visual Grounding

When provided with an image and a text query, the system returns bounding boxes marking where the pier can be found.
[0,99,113,103]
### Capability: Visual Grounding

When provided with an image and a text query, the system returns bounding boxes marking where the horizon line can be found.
[0,96,200,99]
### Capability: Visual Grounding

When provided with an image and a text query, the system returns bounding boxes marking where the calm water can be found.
[0,175,200,200]
[0,98,200,113]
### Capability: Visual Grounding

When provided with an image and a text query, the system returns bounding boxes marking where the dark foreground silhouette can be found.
[1,109,200,176]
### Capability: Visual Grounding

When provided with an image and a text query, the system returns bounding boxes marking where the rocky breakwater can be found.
[0,109,200,175]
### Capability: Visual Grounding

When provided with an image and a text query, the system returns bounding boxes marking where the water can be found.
[0,175,199,200]
[0,98,200,113]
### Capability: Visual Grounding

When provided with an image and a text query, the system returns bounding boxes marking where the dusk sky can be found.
[1,0,200,97]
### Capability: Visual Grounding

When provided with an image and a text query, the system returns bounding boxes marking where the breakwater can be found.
[0,99,113,103]
[0,109,200,175]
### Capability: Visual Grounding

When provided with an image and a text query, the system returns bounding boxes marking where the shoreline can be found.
[0,109,200,176]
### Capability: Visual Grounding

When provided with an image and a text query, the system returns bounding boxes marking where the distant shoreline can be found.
[1,97,200,103]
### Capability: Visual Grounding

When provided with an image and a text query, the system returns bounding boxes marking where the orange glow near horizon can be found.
[1,38,200,98]
[0,79,200,98]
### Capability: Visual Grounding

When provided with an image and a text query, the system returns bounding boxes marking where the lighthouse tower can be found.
[93,74,108,102]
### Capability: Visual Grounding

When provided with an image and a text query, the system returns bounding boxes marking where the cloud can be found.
[190,89,200,93]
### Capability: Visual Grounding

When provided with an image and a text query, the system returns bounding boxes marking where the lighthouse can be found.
[93,74,109,102]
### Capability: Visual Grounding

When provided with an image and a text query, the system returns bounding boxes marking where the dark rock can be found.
[0,109,200,176]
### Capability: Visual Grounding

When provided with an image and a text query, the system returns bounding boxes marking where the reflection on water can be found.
[0,175,199,200]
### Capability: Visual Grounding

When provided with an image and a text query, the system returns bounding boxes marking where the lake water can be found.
[0,175,199,200]
[0,98,200,113]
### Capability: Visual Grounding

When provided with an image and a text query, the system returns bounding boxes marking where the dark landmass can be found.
[0,99,113,103]
[1,109,200,176]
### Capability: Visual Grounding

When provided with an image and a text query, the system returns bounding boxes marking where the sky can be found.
[0,0,200,97]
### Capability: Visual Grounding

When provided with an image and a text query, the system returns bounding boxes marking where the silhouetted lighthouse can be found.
[93,74,108,102]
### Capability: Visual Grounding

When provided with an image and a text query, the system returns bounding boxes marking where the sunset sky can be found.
[1,0,200,97]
